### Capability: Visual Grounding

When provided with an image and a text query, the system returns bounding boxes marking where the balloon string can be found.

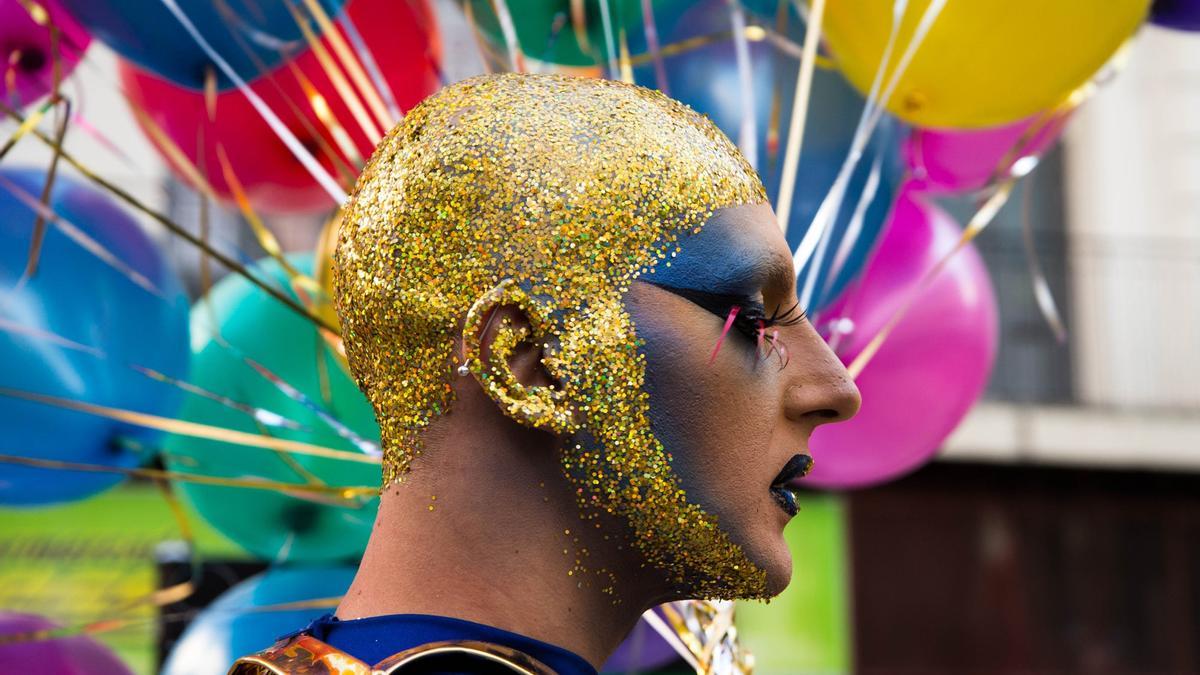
[338,13,403,121]
[640,0,669,94]
[793,0,946,285]
[0,99,50,160]
[823,151,886,300]
[0,173,165,297]
[461,1,496,75]
[490,0,526,73]
[772,0,826,234]
[300,0,395,131]
[569,0,592,57]
[215,143,328,296]
[0,387,380,464]
[728,0,759,169]
[598,0,619,76]
[0,317,311,432]
[204,5,362,185]
[0,454,377,499]
[846,183,1012,380]
[124,90,328,299]
[283,0,382,143]
[18,97,70,284]
[157,0,347,206]
[283,61,363,166]
[0,101,342,335]
[1019,167,1067,343]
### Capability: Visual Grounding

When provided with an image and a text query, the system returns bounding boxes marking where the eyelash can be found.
[724,300,805,369]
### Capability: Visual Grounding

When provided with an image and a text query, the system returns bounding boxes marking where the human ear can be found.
[460,280,577,434]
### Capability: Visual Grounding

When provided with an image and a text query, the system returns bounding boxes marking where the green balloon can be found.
[163,256,380,563]
[736,494,852,674]
[466,0,678,67]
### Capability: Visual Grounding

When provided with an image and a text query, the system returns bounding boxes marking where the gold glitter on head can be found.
[334,73,771,598]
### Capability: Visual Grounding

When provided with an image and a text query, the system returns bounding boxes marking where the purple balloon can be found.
[0,612,133,675]
[905,115,1064,195]
[601,608,680,673]
[1151,0,1200,31]
[0,0,90,108]
[805,187,998,489]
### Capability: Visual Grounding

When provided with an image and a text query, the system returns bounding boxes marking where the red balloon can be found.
[120,0,440,214]
[806,187,999,489]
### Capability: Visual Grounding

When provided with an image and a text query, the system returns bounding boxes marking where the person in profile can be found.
[231,73,859,675]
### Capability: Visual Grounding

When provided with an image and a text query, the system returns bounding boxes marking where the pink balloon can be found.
[905,115,1064,194]
[0,612,133,675]
[806,187,998,489]
[0,0,90,108]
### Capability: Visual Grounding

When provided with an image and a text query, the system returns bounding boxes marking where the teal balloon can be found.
[164,256,379,563]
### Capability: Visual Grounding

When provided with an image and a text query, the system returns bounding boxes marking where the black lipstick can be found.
[769,454,813,517]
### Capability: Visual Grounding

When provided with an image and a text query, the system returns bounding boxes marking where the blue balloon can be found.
[163,565,354,675]
[0,168,189,505]
[638,0,904,311]
[57,0,345,90]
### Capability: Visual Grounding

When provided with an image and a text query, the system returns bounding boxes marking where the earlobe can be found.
[460,280,578,434]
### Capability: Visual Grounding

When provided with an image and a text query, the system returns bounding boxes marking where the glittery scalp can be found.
[334,73,770,597]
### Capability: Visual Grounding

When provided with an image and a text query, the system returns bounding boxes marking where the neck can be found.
[337,411,655,668]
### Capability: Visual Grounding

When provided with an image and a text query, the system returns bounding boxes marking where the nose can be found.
[781,330,862,426]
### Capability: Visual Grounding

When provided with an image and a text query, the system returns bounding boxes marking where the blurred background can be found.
[1,0,1198,673]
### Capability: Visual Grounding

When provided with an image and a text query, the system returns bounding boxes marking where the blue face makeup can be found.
[643,205,795,299]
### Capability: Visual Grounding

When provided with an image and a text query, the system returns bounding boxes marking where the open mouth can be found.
[769,454,813,517]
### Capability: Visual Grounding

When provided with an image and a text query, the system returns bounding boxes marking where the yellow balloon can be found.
[819,0,1149,128]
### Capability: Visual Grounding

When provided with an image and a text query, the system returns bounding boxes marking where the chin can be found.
[756,535,795,599]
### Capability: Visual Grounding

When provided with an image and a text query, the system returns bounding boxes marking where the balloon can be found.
[119,0,440,214]
[806,187,998,489]
[905,115,1065,195]
[1150,0,1200,30]
[0,168,189,506]
[466,0,687,67]
[163,256,380,563]
[162,565,355,675]
[736,494,850,673]
[637,0,903,311]
[0,612,134,674]
[0,0,90,108]
[56,0,344,91]
[820,0,1150,128]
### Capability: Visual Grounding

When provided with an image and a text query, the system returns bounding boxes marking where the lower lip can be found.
[770,486,798,517]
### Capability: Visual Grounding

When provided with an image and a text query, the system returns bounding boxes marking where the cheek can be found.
[634,308,779,516]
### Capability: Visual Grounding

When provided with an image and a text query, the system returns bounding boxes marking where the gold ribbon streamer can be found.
[773,0,827,234]
[299,0,395,130]
[0,453,377,499]
[0,387,379,464]
[283,0,382,143]
[0,100,341,336]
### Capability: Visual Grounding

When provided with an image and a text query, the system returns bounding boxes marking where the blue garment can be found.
[294,613,598,675]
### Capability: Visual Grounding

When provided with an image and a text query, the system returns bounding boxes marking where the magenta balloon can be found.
[805,188,998,489]
[0,612,133,675]
[0,0,90,108]
[904,116,1063,194]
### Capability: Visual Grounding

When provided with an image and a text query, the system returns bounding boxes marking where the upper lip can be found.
[771,453,813,488]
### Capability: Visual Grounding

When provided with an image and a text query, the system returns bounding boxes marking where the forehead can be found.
[644,202,795,296]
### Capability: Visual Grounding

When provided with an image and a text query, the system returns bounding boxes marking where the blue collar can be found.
[294,613,598,675]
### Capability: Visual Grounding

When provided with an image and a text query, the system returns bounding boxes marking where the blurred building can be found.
[850,25,1200,674]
